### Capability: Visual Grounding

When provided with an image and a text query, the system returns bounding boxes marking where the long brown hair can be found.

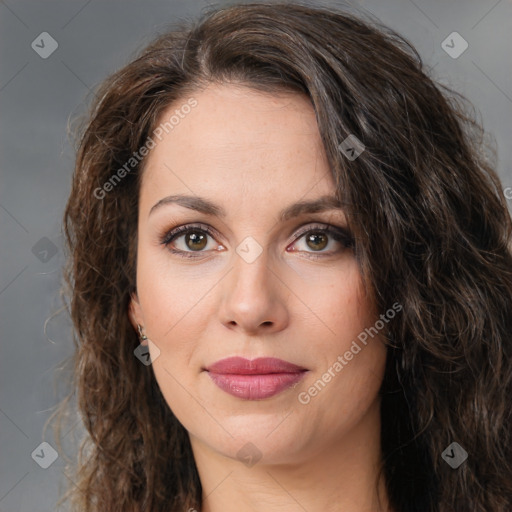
[50,2,512,511]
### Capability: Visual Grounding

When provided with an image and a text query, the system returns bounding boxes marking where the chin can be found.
[190,408,317,467]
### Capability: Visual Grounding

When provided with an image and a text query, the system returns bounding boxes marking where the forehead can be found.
[139,83,336,212]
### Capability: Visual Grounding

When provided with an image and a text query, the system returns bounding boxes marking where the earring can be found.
[137,324,148,342]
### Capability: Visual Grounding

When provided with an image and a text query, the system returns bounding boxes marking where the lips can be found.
[205,357,307,400]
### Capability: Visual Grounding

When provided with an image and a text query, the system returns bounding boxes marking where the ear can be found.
[128,291,144,333]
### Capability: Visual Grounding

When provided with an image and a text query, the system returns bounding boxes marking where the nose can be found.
[217,248,290,336]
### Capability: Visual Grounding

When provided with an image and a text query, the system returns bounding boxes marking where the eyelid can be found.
[289,222,352,243]
[159,222,220,246]
[286,223,354,256]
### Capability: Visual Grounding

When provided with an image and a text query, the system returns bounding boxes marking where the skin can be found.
[129,83,393,512]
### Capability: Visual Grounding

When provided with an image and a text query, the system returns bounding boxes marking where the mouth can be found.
[204,357,308,400]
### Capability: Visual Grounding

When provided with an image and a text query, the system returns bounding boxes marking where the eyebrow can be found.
[149,193,345,222]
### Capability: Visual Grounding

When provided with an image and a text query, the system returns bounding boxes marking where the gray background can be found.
[1,0,511,510]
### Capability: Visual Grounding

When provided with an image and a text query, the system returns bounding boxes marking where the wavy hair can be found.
[51,2,512,511]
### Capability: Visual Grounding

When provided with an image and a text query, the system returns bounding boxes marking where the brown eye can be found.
[185,231,208,251]
[289,224,354,257]
[160,224,219,257]
[305,232,328,251]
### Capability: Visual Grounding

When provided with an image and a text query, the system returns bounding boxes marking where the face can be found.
[129,83,388,465]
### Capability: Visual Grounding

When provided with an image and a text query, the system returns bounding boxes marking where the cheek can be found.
[296,271,386,428]
[136,250,218,343]
[135,254,218,409]
[288,258,376,348]
[295,337,386,452]
[137,259,213,429]
[292,263,386,420]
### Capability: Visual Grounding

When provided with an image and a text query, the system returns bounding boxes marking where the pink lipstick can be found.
[205,357,307,400]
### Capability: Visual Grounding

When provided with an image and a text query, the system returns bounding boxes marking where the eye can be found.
[160,222,354,260]
[160,224,224,258]
[288,224,354,257]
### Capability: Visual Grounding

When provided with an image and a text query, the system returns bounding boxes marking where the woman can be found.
[52,2,512,511]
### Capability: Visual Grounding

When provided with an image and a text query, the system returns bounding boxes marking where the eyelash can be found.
[159,223,354,260]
